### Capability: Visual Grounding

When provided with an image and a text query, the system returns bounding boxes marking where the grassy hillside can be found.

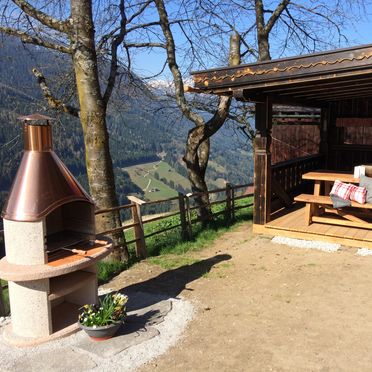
[125,160,232,201]
[124,160,191,201]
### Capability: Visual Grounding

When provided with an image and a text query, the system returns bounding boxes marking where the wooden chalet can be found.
[191,44,372,248]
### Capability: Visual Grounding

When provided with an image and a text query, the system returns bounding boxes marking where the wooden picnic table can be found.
[302,171,359,196]
[294,171,372,229]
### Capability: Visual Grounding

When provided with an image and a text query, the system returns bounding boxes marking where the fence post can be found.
[178,192,190,240]
[231,186,236,221]
[225,183,233,222]
[127,196,147,259]
[0,285,6,316]
[185,193,193,238]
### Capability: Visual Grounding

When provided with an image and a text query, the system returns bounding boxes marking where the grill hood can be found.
[2,114,94,222]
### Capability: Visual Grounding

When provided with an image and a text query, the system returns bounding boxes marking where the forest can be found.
[0,37,254,214]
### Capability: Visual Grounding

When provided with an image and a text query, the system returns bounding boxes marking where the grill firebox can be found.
[0,114,112,346]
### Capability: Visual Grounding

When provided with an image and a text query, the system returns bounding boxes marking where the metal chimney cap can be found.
[18,114,55,122]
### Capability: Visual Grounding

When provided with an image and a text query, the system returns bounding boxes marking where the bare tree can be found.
[1,0,369,239]
[0,0,159,261]
[151,0,369,223]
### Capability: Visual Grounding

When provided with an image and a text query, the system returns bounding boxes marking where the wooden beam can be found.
[253,97,272,225]
[269,77,372,95]
[296,86,372,99]
[192,44,372,91]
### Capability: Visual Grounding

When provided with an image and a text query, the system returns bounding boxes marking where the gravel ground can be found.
[0,295,194,372]
[271,236,341,252]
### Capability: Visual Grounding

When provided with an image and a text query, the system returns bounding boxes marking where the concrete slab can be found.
[75,322,159,358]
[127,299,172,326]
[6,348,97,372]
[75,295,172,358]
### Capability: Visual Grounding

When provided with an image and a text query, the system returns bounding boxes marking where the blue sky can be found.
[132,4,372,79]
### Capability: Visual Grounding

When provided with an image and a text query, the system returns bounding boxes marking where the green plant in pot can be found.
[78,293,128,341]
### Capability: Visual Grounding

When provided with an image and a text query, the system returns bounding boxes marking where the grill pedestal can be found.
[0,115,113,346]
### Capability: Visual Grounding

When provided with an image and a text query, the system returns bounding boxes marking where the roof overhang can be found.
[191,44,372,107]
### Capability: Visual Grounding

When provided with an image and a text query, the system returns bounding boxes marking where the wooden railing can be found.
[272,154,324,194]
[0,183,253,316]
[329,144,372,171]
[95,183,254,259]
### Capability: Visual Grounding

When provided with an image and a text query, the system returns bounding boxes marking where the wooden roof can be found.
[191,44,372,107]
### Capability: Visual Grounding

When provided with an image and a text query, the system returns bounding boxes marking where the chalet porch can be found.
[255,205,372,249]
[191,44,372,248]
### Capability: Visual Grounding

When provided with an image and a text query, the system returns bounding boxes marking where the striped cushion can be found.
[330,180,354,200]
[350,185,367,204]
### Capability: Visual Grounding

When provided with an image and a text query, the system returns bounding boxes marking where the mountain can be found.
[0,37,253,213]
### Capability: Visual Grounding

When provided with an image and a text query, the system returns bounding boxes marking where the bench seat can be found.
[294,194,372,209]
[294,194,372,229]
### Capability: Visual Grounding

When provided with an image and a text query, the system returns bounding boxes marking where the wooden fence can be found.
[95,183,254,259]
[0,183,253,316]
[272,154,324,195]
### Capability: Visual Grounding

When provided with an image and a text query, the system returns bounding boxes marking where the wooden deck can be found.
[253,205,372,249]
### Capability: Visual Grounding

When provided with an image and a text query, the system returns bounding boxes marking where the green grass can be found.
[124,160,227,201]
[156,161,190,189]
[127,195,253,270]
[1,280,9,315]
[97,260,133,284]
[208,160,226,173]
[125,162,177,201]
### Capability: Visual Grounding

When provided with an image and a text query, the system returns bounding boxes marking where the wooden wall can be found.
[328,98,372,171]
[271,124,320,164]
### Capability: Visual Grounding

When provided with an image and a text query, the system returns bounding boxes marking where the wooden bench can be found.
[294,194,372,229]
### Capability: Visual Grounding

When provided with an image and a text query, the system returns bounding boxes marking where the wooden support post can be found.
[320,107,330,168]
[127,196,147,259]
[185,194,193,238]
[225,183,233,222]
[178,192,190,240]
[253,98,272,225]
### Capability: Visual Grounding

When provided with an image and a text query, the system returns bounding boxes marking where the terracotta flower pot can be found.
[78,320,123,341]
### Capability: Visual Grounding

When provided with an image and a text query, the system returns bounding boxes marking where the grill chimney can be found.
[2,114,93,222]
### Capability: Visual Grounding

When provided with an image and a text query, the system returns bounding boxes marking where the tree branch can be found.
[127,0,152,23]
[103,0,127,106]
[154,0,204,126]
[124,42,166,48]
[0,26,71,53]
[265,0,291,34]
[12,0,71,34]
[32,68,79,117]
[255,0,266,36]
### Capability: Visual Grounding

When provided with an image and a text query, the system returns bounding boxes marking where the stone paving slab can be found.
[74,296,172,358]
[75,322,160,358]
[127,299,172,326]
[6,348,97,372]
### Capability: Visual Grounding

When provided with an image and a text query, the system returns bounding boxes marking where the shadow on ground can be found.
[122,254,231,312]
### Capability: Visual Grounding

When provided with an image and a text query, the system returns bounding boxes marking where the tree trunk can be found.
[255,0,272,61]
[184,135,213,224]
[257,32,271,61]
[183,33,240,224]
[184,94,232,224]
[70,0,128,262]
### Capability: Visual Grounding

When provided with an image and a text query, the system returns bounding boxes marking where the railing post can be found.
[0,285,6,316]
[178,192,190,240]
[127,196,147,259]
[231,186,236,221]
[225,183,233,222]
[185,193,193,238]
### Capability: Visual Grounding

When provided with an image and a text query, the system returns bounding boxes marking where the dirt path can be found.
[104,222,372,371]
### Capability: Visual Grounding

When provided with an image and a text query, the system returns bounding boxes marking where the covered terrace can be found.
[191,44,372,248]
